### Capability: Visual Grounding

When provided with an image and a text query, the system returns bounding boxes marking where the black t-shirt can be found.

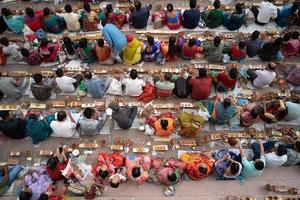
[0,118,27,139]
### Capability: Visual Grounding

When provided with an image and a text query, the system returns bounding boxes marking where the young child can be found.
[0,37,23,61]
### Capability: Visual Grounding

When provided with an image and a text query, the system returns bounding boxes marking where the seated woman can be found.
[62,37,78,60]
[180,152,215,180]
[94,38,114,65]
[92,153,124,186]
[259,37,284,62]
[165,3,182,30]
[80,3,99,32]
[154,118,174,137]
[276,1,299,27]
[229,41,246,62]
[21,48,43,65]
[285,64,300,86]
[105,4,126,29]
[213,149,242,180]
[0,111,27,139]
[150,157,186,186]
[205,0,223,29]
[123,34,143,65]
[46,148,68,181]
[0,165,22,196]
[208,97,237,125]
[160,36,179,64]
[39,38,59,63]
[78,38,97,64]
[240,103,264,127]
[261,100,288,123]
[178,112,206,138]
[1,8,24,34]
[24,7,43,32]
[212,68,238,92]
[125,155,151,185]
[223,3,245,31]
[142,36,160,62]
[282,31,299,58]
[42,7,65,34]
[182,38,201,60]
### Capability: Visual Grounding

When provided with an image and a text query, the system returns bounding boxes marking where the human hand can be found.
[3,165,8,173]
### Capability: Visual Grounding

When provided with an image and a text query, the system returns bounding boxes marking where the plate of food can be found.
[111,145,124,151]
[164,185,175,196]
[153,145,168,151]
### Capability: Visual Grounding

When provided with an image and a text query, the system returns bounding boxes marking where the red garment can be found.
[137,83,157,103]
[46,160,68,181]
[217,73,237,89]
[189,77,212,100]
[230,44,246,60]
[156,88,173,99]
[25,10,43,31]
[146,112,174,128]
[94,44,111,62]
[183,45,198,59]
[92,153,124,176]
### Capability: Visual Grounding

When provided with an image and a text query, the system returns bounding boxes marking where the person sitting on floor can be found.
[58,4,81,32]
[285,64,300,87]
[284,141,300,166]
[123,34,143,65]
[251,0,278,25]
[229,41,246,62]
[1,7,24,34]
[181,152,215,180]
[181,38,201,60]
[50,111,77,138]
[0,165,22,196]
[222,3,245,31]
[0,72,29,100]
[282,31,299,57]
[246,62,277,88]
[129,0,152,29]
[46,148,68,181]
[21,48,43,65]
[42,7,65,34]
[108,103,138,130]
[204,36,225,62]
[240,103,264,127]
[0,111,27,139]
[275,1,299,27]
[182,0,200,29]
[143,36,160,62]
[262,100,288,123]
[79,108,108,136]
[178,111,206,138]
[205,0,223,29]
[122,69,145,97]
[259,37,284,61]
[160,36,180,64]
[80,2,99,32]
[78,38,97,64]
[165,3,182,30]
[284,101,300,122]
[189,68,212,100]
[94,38,114,65]
[155,72,175,99]
[38,38,59,63]
[84,71,112,99]
[31,73,54,101]
[212,68,238,92]
[24,7,43,32]
[125,155,151,185]
[154,117,174,137]
[55,68,82,93]
[208,97,237,125]
[109,167,126,188]
[0,37,23,61]
[246,30,264,57]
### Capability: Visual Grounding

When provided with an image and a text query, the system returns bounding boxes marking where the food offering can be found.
[79,143,98,149]
[0,104,17,111]
[52,101,66,108]
[30,103,47,109]
[9,71,30,77]
[111,144,124,151]
[133,147,149,153]
[153,145,168,151]
[39,150,54,156]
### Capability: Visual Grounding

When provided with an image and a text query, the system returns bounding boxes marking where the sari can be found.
[4,15,24,34]
[81,11,99,32]
[178,112,206,138]
[142,41,160,62]
[43,15,65,34]
[165,10,182,30]
[125,155,151,185]
[24,11,43,31]
[123,38,143,65]
[209,101,236,124]
[180,152,214,180]
[26,115,54,144]
[79,44,97,64]
[25,50,43,65]
[39,44,59,63]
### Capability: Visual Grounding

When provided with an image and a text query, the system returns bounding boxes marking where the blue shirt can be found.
[85,77,111,98]
[130,6,151,29]
[182,9,200,29]
[102,24,127,52]
[241,155,265,177]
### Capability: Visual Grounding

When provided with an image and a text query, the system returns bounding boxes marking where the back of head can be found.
[167,172,177,182]
[168,36,177,56]
[283,32,292,42]
[38,194,49,200]
[47,156,59,170]
[295,141,300,152]
[276,145,287,156]
[83,108,95,119]
[230,162,240,175]
[132,167,141,178]
[223,98,231,108]
[43,7,50,16]
[134,1,142,10]
[99,169,109,179]
[84,71,92,80]
[214,36,221,47]
[21,48,29,57]
[0,37,9,46]
[188,38,197,47]
[0,111,9,120]
[108,103,120,112]
[292,31,299,40]
[198,166,208,175]
[130,69,138,80]
[147,36,154,46]
[251,31,260,40]
[56,68,64,77]
[26,7,35,17]
[57,111,67,121]
[40,38,49,47]
[79,38,88,48]
[106,4,113,13]
[160,119,169,130]
[110,180,120,188]
[189,0,197,9]
[164,72,172,81]
[273,37,283,48]
[235,3,243,14]
[19,191,32,200]
[33,73,43,84]
[198,68,207,78]
[167,3,174,12]
[169,36,176,45]
[238,41,246,49]
[97,39,104,47]
[1,8,11,17]
[251,106,263,119]
[83,3,91,12]
[267,62,276,71]
[64,4,72,13]
[254,160,264,170]
[101,19,107,27]
[229,68,238,79]
[214,0,221,9]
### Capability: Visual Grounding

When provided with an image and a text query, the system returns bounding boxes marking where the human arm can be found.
[278,100,286,111]
[67,111,76,123]
[258,139,265,155]
[96,112,108,130]
[238,140,245,158]
[0,166,8,187]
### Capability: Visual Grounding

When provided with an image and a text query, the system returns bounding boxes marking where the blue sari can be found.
[26,115,54,144]
[4,15,24,34]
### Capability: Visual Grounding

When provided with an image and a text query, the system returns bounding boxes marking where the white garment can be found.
[2,44,23,61]
[109,173,127,183]
[55,76,76,93]
[257,1,278,24]
[58,13,81,32]
[122,78,145,97]
[107,78,123,96]
[50,119,76,138]
[253,70,276,88]
[265,152,287,167]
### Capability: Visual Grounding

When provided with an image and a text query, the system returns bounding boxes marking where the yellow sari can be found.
[123,38,143,65]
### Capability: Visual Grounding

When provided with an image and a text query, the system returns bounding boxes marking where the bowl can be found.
[240,139,248,147]
[164,185,175,196]
[72,149,80,157]
[139,125,145,131]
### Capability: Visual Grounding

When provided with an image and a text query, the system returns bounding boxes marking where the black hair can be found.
[110,180,120,188]
[0,111,9,120]
[0,37,9,46]
[273,37,283,48]
[19,191,32,200]
[57,111,67,121]
[267,63,276,70]
[134,1,141,10]
[167,173,177,182]
[99,169,109,179]
[229,68,238,79]
[83,108,95,119]
[277,145,287,156]
[167,3,174,12]
[214,36,221,47]
[21,48,30,57]
[84,71,93,80]
[40,38,49,47]
[295,141,300,152]
[97,39,105,47]
[106,4,113,13]
[283,32,292,42]
[130,69,138,79]
[188,38,197,47]
[251,31,260,40]
[29,114,38,121]
[198,166,207,175]
[230,162,240,175]
[38,194,49,200]
[33,73,43,84]
[254,160,264,170]
[43,7,50,16]
[164,72,172,81]
[55,68,64,77]
[160,119,169,130]
[147,36,154,46]
[198,68,207,78]
[0,90,3,101]
[214,0,221,9]
[189,0,197,9]
[101,20,107,27]
[168,36,177,57]
[250,106,263,119]
[46,156,59,170]
[235,3,243,15]
[238,41,246,49]
[63,37,75,55]
[65,4,72,13]
[79,38,88,48]
[132,167,141,178]
[1,8,11,17]
[83,3,91,12]
[26,7,35,18]
[223,98,231,108]
[291,31,299,40]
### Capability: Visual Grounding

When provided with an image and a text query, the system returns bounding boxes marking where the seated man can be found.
[154,118,174,137]
[204,36,225,62]
[180,152,215,180]
[255,142,287,167]
[122,69,145,97]
[246,31,264,57]
[50,111,77,138]
[182,0,200,29]
[0,111,27,139]
[129,1,152,29]
[55,68,82,93]
[109,103,138,130]
[178,112,206,138]
[125,155,151,185]
[155,72,175,99]
[84,71,112,99]
[246,62,277,88]
[0,165,22,196]
[79,108,108,136]
[205,0,223,28]
[31,73,54,101]
[239,139,266,178]
[0,72,29,100]
[284,141,300,166]
[189,68,212,100]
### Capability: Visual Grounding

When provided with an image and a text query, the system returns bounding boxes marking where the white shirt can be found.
[50,120,76,138]
[55,76,76,93]
[122,78,145,97]
[58,12,81,32]
[257,1,278,23]
[253,70,276,88]
[265,152,287,167]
